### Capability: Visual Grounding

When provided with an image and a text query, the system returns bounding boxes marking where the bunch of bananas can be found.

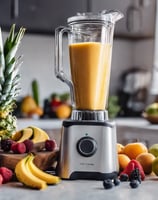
[15,153,61,190]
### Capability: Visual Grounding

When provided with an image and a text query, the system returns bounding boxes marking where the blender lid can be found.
[67,10,124,24]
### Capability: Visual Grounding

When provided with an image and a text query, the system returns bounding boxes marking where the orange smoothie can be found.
[69,42,112,110]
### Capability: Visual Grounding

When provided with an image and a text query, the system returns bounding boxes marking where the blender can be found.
[55,10,123,180]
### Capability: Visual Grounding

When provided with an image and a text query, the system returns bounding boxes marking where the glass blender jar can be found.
[55,10,123,180]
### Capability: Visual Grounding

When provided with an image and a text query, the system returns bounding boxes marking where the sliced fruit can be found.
[12,131,23,141]
[123,142,148,159]
[29,126,49,143]
[136,152,155,174]
[17,128,33,143]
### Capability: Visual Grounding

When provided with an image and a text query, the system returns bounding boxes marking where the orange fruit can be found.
[117,143,124,154]
[55,104,71,119]
[136,152,155,174]
[123,142,148,159]
[118,154,131,171]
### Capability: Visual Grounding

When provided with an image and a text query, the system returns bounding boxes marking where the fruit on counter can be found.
[55,104,71,119]
[0,174,3,185]
[45,139,57,151]
[20,95,37,114]
[23,139,34,152]
[123,142,148,159]
[148,143,158,157]
[1,139,14,152]
[15,154,47,190]
[145,103,158,116]
[13,128,33,142]
[11,142,26,154]
[152,157,158,176]
[20,95,43,117]
[0,167,13,183]
[15,154,60,190]
[136,152,155,174]
[117,143,124,154]
[27,153,61,184]
[12,126,50,144]
[129,180,140,189]
[29,126,49,143]
[118,154,131,171]
[120,159,145,181]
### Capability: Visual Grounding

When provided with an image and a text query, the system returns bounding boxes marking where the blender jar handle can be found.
[55,26,75,107]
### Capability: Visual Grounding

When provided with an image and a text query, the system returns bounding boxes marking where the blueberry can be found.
[129,180,139,188]
[103,179,113,189]
[129,168,141,184]
[113,178,120,186]
[119,174,129,182]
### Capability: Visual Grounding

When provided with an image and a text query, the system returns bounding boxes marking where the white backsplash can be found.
[2,32,154,105]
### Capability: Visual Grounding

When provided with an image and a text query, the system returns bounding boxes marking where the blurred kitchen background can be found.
[0,0,157,119]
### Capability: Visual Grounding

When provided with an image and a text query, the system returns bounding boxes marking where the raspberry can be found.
[11,142,18,153]
[23,140,34,152]
[0,167,13,183]
[11,142,26,154]
[45,139,57,151]
[0,174,3,185]
[103,179,113,189]
[1,139,14,152]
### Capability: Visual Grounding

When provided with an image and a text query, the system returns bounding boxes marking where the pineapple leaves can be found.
[0,24,25,138]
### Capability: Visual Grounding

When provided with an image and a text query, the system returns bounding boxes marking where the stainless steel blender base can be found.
[57,120,119,180]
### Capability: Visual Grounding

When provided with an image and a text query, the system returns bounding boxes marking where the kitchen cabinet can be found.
[91,0,156,39]
[0,0,87,34]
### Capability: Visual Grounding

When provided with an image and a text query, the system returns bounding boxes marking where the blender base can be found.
[57,120,119,180]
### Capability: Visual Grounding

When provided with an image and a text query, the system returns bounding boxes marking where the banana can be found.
[27,154,61,184]
[17,127,33,142]
[29,126,49,143]
[15,154,47,190]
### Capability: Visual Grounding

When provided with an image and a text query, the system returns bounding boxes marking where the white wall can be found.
[2,31,154,106]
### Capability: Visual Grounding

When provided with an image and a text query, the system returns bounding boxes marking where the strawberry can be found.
[0,167,13,183]
[120,159,145,180]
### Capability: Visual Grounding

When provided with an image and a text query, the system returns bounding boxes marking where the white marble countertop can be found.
[1,177,158,200]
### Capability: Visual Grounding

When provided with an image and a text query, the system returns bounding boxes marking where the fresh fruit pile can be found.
[50,93,71,119]
[0,126,57,154]
[117,142,158,178]
[101,141,158,190]
[15,153,60,190]
[20,95,43,118]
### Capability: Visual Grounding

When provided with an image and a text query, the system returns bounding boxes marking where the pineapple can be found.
[0,24,25,139]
